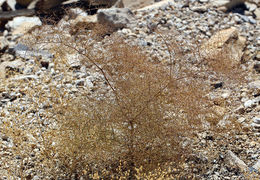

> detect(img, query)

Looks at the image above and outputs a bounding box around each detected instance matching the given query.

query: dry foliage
[38,35,216,179]
[1,17,250,179]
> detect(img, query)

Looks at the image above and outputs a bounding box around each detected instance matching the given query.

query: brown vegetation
[1,20,250,179]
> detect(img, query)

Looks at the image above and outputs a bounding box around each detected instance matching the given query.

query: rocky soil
[0,0,260,179]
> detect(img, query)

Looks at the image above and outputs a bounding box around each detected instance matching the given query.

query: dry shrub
[2,18,249,179]
[32,30,221,179]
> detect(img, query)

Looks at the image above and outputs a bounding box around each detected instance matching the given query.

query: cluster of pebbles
[0,0,260,179]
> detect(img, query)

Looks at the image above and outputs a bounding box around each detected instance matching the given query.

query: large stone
[200,27,246,64]
[97,8,135,31]
[5,16,42,35]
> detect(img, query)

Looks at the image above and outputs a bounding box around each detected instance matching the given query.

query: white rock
[248,80,260,89]
[66,53,81,68]
[86,76,94,88]
[244,97,260,108]
[5,16,42,35]
[11,75,38,81]
[254,8,260,20]
[252,159,260,171]
[221,91,231,99]
[6,0,16,10]
[245,2,257,12]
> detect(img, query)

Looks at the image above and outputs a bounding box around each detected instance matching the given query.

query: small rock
[254,8,260,20]
[12,43,53,60]
[40,60,49,69]
[11,75,38,81]
[221,91,231,99]
[251,122,260,129]
[97,8,135,32]
[190,6,208,13]
[211,82,223,89]
[248,80,260,89]
[226,150,249,172]
[244,97,260,109]
[66,53,81,69]
[252,159,260,172]
[255,52,260,61]
[245,2,257,12]
[137,0,175,11]
[76,79,85,86]
[253,117,260,124]
[199,0,209,2]
[253,63,260,73]
[237,117,246,123]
